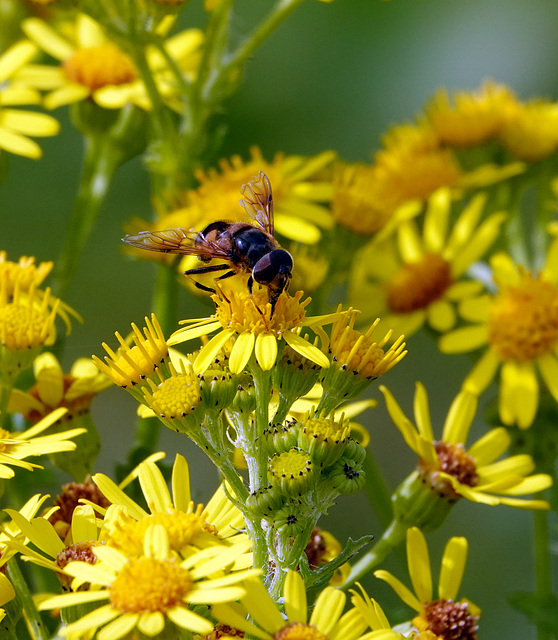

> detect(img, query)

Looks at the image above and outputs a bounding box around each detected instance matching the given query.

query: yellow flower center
[110,557,192,613]
[107,509,208,555]
[488,274,558,362]
[0,301,54,349]
[150,375,201,418]
[0,429,13,454]
[63,44,137,91]
[387,253,452,314]
[274,623,329,640]
[422,599,479,640]
[214,280,308,336]
[330,324,391,379]
[269,449,313,496]
[301,415,350,444]
[101,336,168,388]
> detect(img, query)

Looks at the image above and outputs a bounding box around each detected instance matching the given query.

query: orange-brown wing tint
[239,171,274,235]
[122,228,232,260]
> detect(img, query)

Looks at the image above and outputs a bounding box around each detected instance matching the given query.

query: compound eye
[253,249,293,285]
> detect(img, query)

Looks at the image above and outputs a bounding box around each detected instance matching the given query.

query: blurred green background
[2,0,558,637]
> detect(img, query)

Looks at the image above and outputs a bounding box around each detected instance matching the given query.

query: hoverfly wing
[122,228,196,254]
[239,171,274,236]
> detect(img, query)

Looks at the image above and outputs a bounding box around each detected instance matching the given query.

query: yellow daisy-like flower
[19,13,203,110]
[439,242,558,428]
[350,584,405,640]
[0,39,60,159]
[212,569,372,640]
[38,523,256,640]
[9,351,111,421]
[93,453,248,557]
[349,188,505,338]
[169,277,338,374]
[0,407,85,479]
[3,501,105,587]
[0,251,53,293]
[424,80,519,148]
[375,527,479,640]
[92,314,170,398]
[382,383,551,509]
[499,98,558,162]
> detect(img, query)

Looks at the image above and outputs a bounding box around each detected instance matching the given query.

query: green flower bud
[327,456,366,495]
[245,484,286,519]
[268,448,315,497]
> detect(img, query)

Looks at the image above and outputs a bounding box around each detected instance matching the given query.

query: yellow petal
[442,390,477,444]
[499,361,538,428]
[284,571,307,623]
[0,41,38,82]
[22,18,74,61]
[427,298,456,332]
[439,536,467,601]
[374,569,422,612]
[1,109,59,136]
[438,325,489,353]
[0,127,42,158]
[255,333,278,370]
[424,187,450,254]
[283,331,330,368]
[193,329,235,374]
[229,331,255,374]
[407,527,432,604]
[462,348,500,394]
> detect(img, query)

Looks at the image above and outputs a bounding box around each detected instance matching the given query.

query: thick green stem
[249,363,272,491]
[343,518,407,588]
[53,134,120,299]
[6,558,49,640]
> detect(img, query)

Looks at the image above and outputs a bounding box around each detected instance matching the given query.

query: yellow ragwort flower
[349,188,505,338]
[93,453,249,559]
[440,241,558,428]
[9,351,111,422]
[499,99,558,162]
[38,523,256,639]
[0,407,86,479]
[382,383,551,508]
[212,570,369,640]
[375,527,480,640]
[169,276,338,374]
[0,40,59,159]
[424,80,519,148]
[92,314,170,396]
[19,13,203,111]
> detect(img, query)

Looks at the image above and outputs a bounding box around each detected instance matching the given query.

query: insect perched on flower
[123,172,293,317]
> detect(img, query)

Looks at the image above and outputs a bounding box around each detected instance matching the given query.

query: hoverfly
[122,172,293,317]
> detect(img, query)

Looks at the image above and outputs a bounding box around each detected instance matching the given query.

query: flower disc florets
[297,411,352,467]
[214,282,308,336]
[149,374,201,419]
[268,448,314,496]
[387,253,452,314]
[109,556,193,613]
[274,622,329,640]
[421,599,479,640]
[63,44,137,91]
[488,272,558,362]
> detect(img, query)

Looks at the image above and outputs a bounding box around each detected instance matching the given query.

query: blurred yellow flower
[349,188,505,337]
[19,13,203,110]
[440,242,558,428]
[0,40,59,158]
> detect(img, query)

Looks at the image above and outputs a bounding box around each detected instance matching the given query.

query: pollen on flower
[330,309,407,379]
[488,273,558,362]
[62,45,137,91]
[274,622,329,640]
[0,285,58,350]
[422,599,479,640]
[148,374,201,419]
[106,508,209,556]
[387,253,452,314]
[109,557,193,613]
[56,541,101,570]
[269,449,313,496]
[214,279,308,335]
[0,252,53,296]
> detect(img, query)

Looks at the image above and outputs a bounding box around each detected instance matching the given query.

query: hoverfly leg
[247,276,268,324]
[184,262,231,294]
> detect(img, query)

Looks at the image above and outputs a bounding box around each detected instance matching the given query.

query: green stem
[152,261,179,337]
[6,558,49,640]
[248,363,272,491]
[343,518,407,588]
[362,447,393,531]
[53,132,123,300]
[533,507,552,640]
